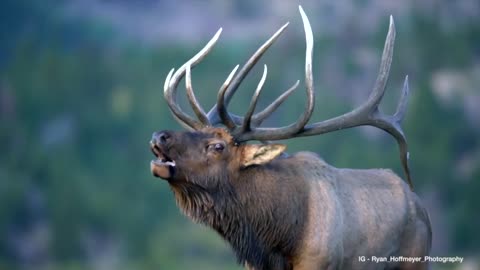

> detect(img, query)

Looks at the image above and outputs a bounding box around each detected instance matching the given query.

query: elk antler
[162,6,413,189]
[163,19,299,130]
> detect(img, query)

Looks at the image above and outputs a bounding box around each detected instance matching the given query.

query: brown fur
[150,128,432,270]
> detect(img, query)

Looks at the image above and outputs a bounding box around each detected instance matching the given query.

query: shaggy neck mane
[169,168,299,270]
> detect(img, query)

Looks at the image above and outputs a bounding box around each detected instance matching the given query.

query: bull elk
[150,6,432,270]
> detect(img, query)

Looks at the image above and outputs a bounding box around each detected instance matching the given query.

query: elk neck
[169,157,310,269]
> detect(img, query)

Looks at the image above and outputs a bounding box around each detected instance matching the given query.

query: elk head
[150,127,285,182]
[150,6,413,190]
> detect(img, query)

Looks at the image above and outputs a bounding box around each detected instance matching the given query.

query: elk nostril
[160,133,169,144]
[160,133,168,144]
[153,132,170,145]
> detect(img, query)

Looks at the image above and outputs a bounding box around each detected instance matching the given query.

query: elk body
[150,6,432,270]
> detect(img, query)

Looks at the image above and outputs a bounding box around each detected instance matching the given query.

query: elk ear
[241,144,286,167]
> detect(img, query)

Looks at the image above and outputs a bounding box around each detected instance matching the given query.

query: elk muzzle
[150,131,176,180]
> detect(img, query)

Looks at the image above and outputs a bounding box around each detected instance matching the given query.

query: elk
[150,6,431,270]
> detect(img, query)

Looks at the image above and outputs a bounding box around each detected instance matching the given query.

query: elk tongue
[151,159,175,180]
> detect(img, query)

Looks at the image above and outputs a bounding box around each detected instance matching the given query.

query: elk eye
[208,143,224,152]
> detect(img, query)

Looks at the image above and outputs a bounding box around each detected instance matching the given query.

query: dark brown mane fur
[170,158,309,269]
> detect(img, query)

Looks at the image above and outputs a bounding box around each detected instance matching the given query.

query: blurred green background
[1,0,479,269]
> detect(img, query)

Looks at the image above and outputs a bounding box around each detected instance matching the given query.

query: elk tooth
[152,159,175,167]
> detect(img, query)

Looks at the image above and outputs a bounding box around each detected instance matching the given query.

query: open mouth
[150,142,176,167]
[150,141,176,179]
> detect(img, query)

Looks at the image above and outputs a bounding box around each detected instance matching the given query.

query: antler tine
[365,78,412,189]
[394,75,409,122]
[216,65,240,129]
[185,64,210,125]
[234,5,315,141]
[208,80,300,127]
[242,64,268,132]
[164,68,197,131]
[297,5,315,129]
[393,76,412,187]
[164,28,223,130]
[363,15,395,111]
[207,22,290,124]
[366,78,411,188]
[251,80,300,126]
